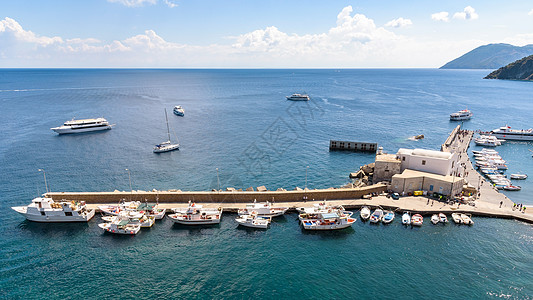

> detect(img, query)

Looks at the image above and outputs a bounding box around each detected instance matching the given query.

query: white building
[397,148,459,176]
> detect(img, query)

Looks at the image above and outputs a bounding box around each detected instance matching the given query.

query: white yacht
[154,109,180,153]
[11,197,95,222]
[173,105,185,116]
[51,118,114,134]
[238,200,288,217]
[300,211,356,230]
[488,126,533,141]
[286,93,310,101]
[168,202,222,225]
[449,109,473,121]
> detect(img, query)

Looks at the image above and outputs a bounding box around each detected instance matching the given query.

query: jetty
[46,125,533,223]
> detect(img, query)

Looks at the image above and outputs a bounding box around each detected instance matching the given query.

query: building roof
[397,148,453,160]
[375,153,400,163]
[392,169,462,183]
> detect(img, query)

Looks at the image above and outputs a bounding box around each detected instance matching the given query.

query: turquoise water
[1,69,532,298]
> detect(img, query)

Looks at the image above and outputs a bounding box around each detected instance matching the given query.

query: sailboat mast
[165,108,171,141]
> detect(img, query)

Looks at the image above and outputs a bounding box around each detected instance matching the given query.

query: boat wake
[321,98,344,109]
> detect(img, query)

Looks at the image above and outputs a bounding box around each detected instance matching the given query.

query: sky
[0,0,532,68]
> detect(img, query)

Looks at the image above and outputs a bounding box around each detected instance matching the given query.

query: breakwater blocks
[329,140,377,152]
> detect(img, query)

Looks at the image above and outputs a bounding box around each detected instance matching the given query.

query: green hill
[484,55,533,81]
[440,43,533,69]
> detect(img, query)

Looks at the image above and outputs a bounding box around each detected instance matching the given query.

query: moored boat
[488,126,533,141]
[369,209,383,223]
[235,213,271,229]
[510,174,527,180]
[11,197,95,222]
[382,210,395,224]
[402,211,411,225]
[168,202,222,225]
[102,211,155,228]
[460,214,474,225]
[98,219,141,235]
[451,213,463,224]
[296,201,344,214]
[360,206,371,221]
[300,211,355,230]
[439,213,448,223]
[411,214,423,226]
[431,214,439,225]
[503,185,521,191]
[238,200,288,217]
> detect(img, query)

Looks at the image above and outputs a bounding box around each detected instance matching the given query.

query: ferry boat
[300,211,355,230]
[98,219,141,235]
[154,109,180,153]
[235,213,271,229]
[449,109,473,121]
[168,202,222,225]
[11,197,95,222]
[238,200,288,217]
[173,105,185,116]
[51,118,114,134]
[286,93,310,101]
[488,126,533,141]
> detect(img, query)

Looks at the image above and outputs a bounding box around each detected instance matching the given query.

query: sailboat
[153,109,180,153]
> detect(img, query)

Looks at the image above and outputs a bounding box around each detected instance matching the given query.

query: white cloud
[431,12,449,22]
[0,17,63,45]
[528,9,533,16]
[385,17,413,28]
[453,6,479,20]
[107,0,156,7]
[164,0,178,8]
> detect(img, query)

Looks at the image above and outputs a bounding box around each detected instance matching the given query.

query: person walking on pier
[500,201,503,208]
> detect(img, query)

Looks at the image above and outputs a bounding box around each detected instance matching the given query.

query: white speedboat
[168,202,222,225]
[360,206,371,221]
[238,200,288,217]
[11,197,95,222]
[402,211,411,225]
[235,213,271,229]
[98,219,141,235]
[488,126,533,141]
[431,214,439,225]
[300,211,356,230]
[154,109,179,153]
[369,209,383,224]
[51,117,114,134]
[411,214,423,226]
[382,210,395,224]
[460,214,474,225]
[510,174,528,180]
[439,213,448,223]
[286,93,310,101]
[451,213,462,224]
[173,105,185,116]
[450,109,473,121]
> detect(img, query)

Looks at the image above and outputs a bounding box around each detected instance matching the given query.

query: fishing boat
[154,109,180,153]
[168,202,222,225]
[296,201,344,214]
[300,211,356,230]
[51,117,114,134]
[235,213,271,229]
[439,213,448,223]
[449,109,473,121]
[411,214,423,226]
[402,211,411,225]
[173,105,185,116]
[382,210,395,224]
[431,214,439,225]
[238,200,288,217]
[11,197,95,222]
[286,93,310,101]
[451,213,462,224]
[101,211,155,228]
[460,214,474,225]
[503,185,521,191]
[360,206,371,221]
[369,208,383,223]
[99,200,166,219]
[98,219,141,235]
[510,174,528,180]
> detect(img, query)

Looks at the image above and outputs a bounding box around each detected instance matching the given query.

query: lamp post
[305,166,309,190]
[216,168,221,191]
[38,169,49,194]
[125,169,132,200]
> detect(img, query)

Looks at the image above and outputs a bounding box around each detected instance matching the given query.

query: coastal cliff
[484,55,533,81]
[440,43,533,69]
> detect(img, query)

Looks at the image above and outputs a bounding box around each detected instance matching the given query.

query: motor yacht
[286,93,310,101]
[449,109,473,121]
[51,118,114,134]
[173,105,185,116]
[11,197,95,222]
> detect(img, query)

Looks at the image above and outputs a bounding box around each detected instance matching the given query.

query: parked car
[391,193,400,200]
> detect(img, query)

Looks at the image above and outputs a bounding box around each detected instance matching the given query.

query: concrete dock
[50,126,533,224]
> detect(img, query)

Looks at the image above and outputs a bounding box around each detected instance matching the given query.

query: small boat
[402,211,411,225]
[360,206,371,221]
[382,210,395,224]
[510,174,528,180]
[286,93,310,101]
[173,105,185,116]
[450,109,473,121]
[296,201,344,214]
[300,211,356,230]
[154,109,180,153]
[98,219,141,235]
[460,214,474,225]
[238,200,288,217]
[431,214,439,225]
[11,197,95,222]
[51,117,114,134]
[451,213,462,224]
[411,214,423,226]
[101,211,155,228]
[168,202,222,225]
[369,209,383,223]
[503,185,521,191]
[235,213,271,229]
[99,200,166,220]
[439,213,448,223]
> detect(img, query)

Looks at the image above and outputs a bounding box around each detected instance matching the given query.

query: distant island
[440,43,533,69]
[484,55,533,81]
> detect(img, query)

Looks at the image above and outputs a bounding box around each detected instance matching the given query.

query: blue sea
[1,69,532,299]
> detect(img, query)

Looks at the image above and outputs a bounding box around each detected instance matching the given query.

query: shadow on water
[17,220,89,237]
[299,225,355,237]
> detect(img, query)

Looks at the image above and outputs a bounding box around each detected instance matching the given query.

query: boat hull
[51,125,112,134]
[301,219,355,230]
[153,144,179,153]
[11,206,95,222]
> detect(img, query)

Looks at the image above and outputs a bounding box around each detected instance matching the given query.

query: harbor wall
[46,184,387,204]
